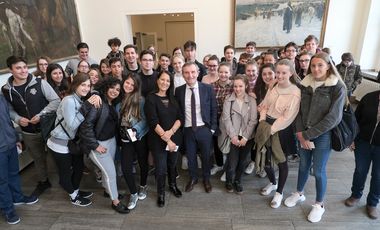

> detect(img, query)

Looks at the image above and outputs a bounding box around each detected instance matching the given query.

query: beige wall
[74,0,379,70]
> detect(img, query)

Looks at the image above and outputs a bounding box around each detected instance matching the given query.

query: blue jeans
[297,132,331,202]
[0,146,24,215]
[350,138,380,207]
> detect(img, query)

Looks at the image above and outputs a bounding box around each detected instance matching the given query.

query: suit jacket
[175,82,217,132]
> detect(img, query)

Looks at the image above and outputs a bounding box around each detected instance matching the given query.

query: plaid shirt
[212,80,233,117]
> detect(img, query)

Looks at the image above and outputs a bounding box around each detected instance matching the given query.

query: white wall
[74,0,233,62]
[73,0,378,69]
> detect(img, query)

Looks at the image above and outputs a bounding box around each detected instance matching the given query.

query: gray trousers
[22,132,48,182]
[89,137,118,200]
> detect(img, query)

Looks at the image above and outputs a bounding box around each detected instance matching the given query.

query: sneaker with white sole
[270,192,283,208]
[284,192,306,207]
[138,185,148,200]
[257,170,267,178]
[210,165,223,175]
[181,155,188,170]
[128,193,139,210]
[71,195,92,207]
[245,161,255,174]
[308,204,325,223]
[13,195,39,205]
[5,210,20,225]
[261,183,277,196]
[220,172,226,182]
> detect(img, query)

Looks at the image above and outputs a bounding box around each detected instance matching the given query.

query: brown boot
[344,196,360,207]
[366,205,378,219]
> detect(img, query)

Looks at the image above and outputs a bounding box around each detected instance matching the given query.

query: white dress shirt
[185,82,205,128]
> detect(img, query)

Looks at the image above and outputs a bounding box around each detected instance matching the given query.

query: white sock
[69,190,79,200]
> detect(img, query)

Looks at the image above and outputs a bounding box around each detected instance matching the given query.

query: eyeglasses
[208,65,218,68]
[299,59,310,63]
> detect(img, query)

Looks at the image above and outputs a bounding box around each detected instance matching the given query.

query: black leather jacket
[79,101,113,150]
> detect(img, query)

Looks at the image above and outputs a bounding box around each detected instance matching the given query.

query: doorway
[130,13,194,55]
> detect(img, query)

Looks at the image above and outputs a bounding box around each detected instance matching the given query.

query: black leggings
[264,147,288,194]
[49,148,84,194]
[121,136,149,194]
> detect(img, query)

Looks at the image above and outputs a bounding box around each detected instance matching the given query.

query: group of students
[0,34,379,225]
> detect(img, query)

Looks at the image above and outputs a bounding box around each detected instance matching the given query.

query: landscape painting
[0,0,81,71]
[234,0,329,48]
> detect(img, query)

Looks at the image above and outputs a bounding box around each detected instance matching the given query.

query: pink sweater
[259,84,301,134]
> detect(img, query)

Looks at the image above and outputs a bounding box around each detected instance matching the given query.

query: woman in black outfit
[119,73,149,210]
[145,70,183,207]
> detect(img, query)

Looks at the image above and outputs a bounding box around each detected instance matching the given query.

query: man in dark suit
[175,62,217,193]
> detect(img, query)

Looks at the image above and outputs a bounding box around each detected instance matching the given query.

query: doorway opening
[130,13,195,56]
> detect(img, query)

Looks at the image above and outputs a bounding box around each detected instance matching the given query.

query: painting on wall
[0,0,81,71]
[234,0,329,48]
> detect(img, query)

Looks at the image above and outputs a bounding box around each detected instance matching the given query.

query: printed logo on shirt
[29,88,37,95]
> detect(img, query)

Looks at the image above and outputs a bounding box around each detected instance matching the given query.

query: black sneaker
[71,195,92,207]
[78,190,93,199]
[225,182,234,193]
[13,195,39,205]
[5,210,20,225]
[234,181,243,194]
[31,179,52,197]
[112,202,130,214]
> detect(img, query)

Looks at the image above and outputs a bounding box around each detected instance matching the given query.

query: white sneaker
[210,165,223,175]
[284,192,306,207]
[197,155,202,169]
[244,161,255,174]
[270,192,283,209]
[260,183,277,196]
[257,170,267,178]
[138,185,147,200]
[308,204,325,223]
[128,193,139,210]
[220,172,226,182]
[181,155,188,170]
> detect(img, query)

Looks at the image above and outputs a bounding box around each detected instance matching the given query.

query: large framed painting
[0,0,81,71]
[234,0,330,48]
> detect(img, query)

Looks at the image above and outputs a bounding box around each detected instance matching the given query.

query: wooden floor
[2,149,379,230]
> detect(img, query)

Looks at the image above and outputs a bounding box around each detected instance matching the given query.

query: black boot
[169,183,182,198]
[157,194,165,207]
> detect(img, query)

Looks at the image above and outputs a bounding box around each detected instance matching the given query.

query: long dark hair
[154,70,176,103]
[94,76,122,105]
[120,73,142,121]
[254,63,275,104]
[46,63,69,98]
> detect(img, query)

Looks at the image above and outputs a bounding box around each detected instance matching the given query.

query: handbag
[40,112,57,142]
[331,102,359,151]
[218,101,233,154]
[59,119,83,155]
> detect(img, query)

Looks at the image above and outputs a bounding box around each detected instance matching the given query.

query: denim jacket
[0,95,18,152]
[119,97,148,140]
[295,74,346,140]
[50,94,84,140]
